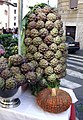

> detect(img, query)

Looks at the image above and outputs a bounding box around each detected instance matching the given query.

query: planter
[0,88,18,98]
[0,87,22,108]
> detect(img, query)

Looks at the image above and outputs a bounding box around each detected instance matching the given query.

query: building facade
[58,0,83,49]
[0,0,18,29]
[0,0,33,29]
[0,1,9,29]
[9,0,18,28]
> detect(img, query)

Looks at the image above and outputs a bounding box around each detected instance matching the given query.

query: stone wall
[58,0,83,49]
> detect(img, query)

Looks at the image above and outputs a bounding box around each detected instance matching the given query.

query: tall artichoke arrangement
[22,3,68,95]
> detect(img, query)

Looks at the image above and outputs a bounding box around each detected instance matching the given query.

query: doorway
[66,26,76,40]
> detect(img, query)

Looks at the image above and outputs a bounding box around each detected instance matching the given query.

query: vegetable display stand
[21,3,72,113]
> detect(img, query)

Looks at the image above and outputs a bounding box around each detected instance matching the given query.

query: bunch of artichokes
[22,3,67,95]
[0,55,26,91]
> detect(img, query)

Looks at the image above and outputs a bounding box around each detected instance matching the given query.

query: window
[4,10,7,15]
[70,0,78,9]
[14,22,16,26]
[13,3,17,7]
[14,9,16,14]
[14,16,16,20]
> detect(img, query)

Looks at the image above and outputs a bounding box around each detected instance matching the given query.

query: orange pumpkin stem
[52,88,57,96]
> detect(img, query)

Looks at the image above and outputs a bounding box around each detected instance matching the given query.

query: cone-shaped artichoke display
[22,3,68,95]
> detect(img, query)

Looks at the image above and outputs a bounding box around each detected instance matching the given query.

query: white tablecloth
[0,87,78,120]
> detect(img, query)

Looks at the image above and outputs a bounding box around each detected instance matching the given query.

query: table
[0,87,78,120]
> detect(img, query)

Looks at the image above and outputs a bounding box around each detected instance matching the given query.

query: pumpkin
[36,88,72,113]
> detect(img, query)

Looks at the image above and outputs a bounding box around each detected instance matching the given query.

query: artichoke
[56,73,63,79]
[0,62,8,73]
[14,73,25,86]
[28,13,36,21]
[53,36,62,45]
[26,29,31,37]
[8,54,23,66]
[44,50,54,61]
[54,20,63,30]
[10,66,21,75]
[36,20,44,29]
[25,71,37,83]
[0,57,8,73]
[26,53,33,61]
[33,37,42,47]
[35,7,43,15]
[50,27,58,37]
[0,57,8,64]
[28,21,36,29]
[58,43,67,52]
[47,73,56,82]
[28,45,37,54]
[30,29,39,38]
[1,68,12,79]
[24,37,32,46]
[36,67,44,80]
[49,43,57,52]
[55,50,62,59]
[28,60,38,70]
[34,52,43,61]
[39,59,48,68]
[21,63,31,73]
[42,6,51,14]
[56,71,66,79]
[45,21,54,30]
[59,57,66,64]
[44,66,53,75]
[37,12,46,21]
[5,77,16,90]
[44,35,54,45]
[39,28,48,38]
[38,43,48,53]
[54,64,63,74]
[47,13,56,22]
[36,67,44,75]
[50,58,58,67]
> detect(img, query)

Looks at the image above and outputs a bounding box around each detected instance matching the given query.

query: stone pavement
[75,99,83,120]
[75,50,83,56]
[72,50,83,120]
